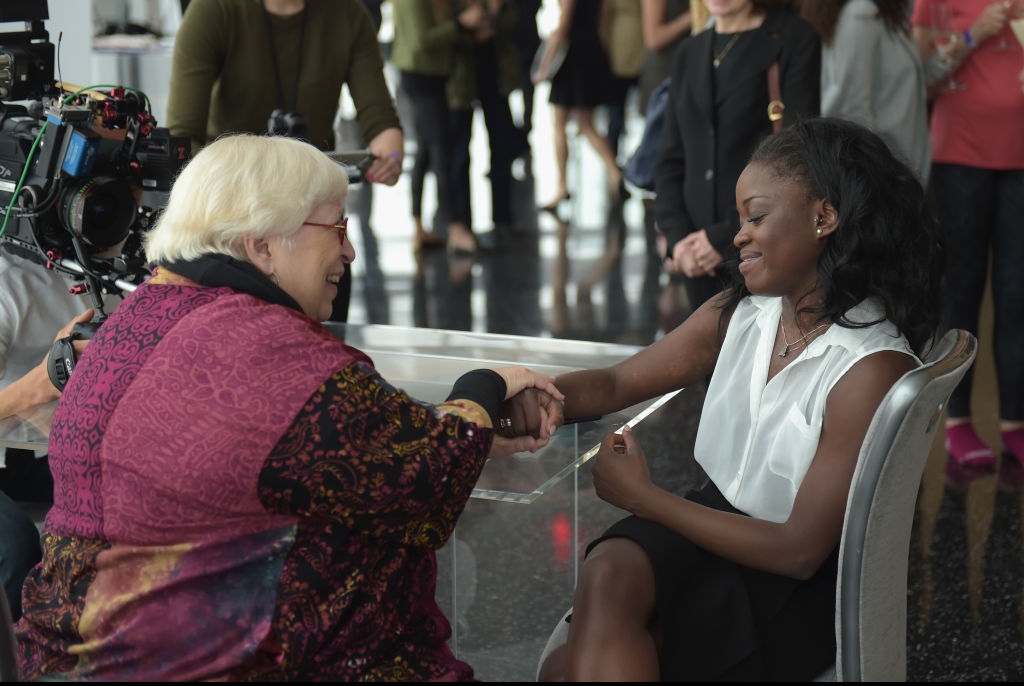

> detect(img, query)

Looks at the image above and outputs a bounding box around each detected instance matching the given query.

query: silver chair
[826,328,975,681]
[537,328,978,682]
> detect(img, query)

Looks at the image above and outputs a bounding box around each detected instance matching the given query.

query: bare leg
[573,107,622,196]
[542,104,571,208]
[539,538,661,681]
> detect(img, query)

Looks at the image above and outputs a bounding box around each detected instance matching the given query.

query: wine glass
[1010,2,1024,52]
[931,1,967,91]
[989,0,1024,50]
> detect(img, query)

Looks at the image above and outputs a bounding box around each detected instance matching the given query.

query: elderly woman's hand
[486,367,565,457]
[493,366,564,404]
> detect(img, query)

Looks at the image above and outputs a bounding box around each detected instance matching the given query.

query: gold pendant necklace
[778,320,830,358]
[713,33,741,68]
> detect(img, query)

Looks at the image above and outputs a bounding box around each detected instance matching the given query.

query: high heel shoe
[538,193,571,215]
[446,224,478,257]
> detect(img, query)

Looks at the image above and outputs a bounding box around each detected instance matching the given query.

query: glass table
[324,323,679,504]
[324,324,682,666]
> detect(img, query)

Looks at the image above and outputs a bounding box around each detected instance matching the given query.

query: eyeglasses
[303,217,349,245]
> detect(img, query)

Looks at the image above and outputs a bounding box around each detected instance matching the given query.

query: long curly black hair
[718,117,946,357]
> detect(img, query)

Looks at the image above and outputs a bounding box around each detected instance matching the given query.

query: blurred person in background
[391,0,482,255]
[601,0,646,162]
[909,0,1024,474]
[800,0,931,187]
[447,0,525,252]
[654,0,820,312]
[166,0,404,323]
[535,0,626,215]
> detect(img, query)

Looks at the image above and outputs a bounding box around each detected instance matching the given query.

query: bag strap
[766,60,784,133]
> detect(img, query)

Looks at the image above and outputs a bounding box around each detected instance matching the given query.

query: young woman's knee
[576,538,655,605]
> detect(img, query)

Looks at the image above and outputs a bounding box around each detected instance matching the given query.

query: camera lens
[58,177,136,248]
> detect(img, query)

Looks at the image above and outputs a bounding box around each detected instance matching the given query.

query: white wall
[2,0,179,122]
[0,0,92,92]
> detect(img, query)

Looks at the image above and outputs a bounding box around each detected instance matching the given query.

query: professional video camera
[0,0,189,331]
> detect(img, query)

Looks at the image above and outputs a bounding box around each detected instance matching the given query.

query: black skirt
[584,481,838,681]
[547,1,616,109]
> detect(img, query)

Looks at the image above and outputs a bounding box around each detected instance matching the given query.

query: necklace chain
[713,33,742,68]
[778,320,830,358]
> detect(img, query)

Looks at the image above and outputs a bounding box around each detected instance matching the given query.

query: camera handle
[325,150,374,185]
[47,321,94,393]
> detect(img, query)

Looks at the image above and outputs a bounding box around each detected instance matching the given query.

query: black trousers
[450,42,517,230]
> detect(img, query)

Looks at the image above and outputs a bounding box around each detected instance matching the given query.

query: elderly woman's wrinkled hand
[493,366,565,404]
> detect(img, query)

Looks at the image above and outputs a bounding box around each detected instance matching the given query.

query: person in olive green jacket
[447,0,525,246]
[391,0,483,255]
[166,0,404,323]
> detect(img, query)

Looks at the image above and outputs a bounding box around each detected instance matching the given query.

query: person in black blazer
[653,0,820,311]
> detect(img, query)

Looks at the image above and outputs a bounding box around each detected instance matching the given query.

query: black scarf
[158,254,303,314]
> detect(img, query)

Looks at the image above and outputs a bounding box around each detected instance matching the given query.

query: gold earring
[816,228,823,235]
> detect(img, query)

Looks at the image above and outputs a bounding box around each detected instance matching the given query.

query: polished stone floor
[340,95,1023,681]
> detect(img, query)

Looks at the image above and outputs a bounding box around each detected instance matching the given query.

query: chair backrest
[832,329,977,681]
[1,580,18,682]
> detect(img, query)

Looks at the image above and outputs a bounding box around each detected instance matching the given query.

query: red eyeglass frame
[303,218,349,245]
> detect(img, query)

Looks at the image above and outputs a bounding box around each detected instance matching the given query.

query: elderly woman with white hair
[15,134,563,682]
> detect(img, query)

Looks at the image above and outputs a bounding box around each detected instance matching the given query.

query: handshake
[484,366,568,459]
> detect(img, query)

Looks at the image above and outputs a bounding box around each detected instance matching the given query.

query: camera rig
[0,2,189,334]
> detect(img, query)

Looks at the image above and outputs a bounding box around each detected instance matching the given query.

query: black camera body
[267,108,308,140]
[0,5,189,320]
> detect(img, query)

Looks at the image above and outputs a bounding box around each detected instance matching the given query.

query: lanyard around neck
[261,0,307,112]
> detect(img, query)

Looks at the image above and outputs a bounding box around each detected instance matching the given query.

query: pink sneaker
[945,423,997,468]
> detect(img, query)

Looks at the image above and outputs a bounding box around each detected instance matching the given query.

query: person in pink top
[14,134,564,682]
[910,0,1024,476]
